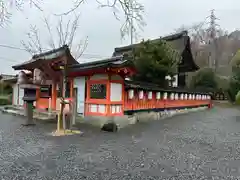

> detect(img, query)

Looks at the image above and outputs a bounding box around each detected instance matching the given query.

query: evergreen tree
[131,39,180,87]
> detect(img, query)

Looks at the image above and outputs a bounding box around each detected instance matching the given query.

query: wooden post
[57,61,67,132]
[47,97,51,117]
[58,100,64,130]
[62,60,67,130]
[72,88,77,125]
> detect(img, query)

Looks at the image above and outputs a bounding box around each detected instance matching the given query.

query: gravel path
[0,107,240,179]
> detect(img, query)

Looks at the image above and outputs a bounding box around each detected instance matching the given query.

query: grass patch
[0,94,11,105]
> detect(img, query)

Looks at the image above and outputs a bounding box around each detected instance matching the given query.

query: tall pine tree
[131,39,180,87]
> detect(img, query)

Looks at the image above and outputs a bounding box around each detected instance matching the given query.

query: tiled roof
[68,55,134,73]
[124,79,211,94]
[12,45,78,70]
[113,31,199,73]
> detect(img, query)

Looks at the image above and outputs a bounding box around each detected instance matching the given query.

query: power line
[0,44,110,59]
[0,56,20,63]
[0,54,109,65]
[0,44,26,51]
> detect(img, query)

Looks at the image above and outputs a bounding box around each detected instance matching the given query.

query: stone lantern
[18,71,40,126]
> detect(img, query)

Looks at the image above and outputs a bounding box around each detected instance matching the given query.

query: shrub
[228,50,240,102]
[236,91,240,105]
[228,78,240,102]
[228,66,240,102]
[0,94,11,106]
[0,82,12,95]
[0,98,10,106]
[190,68,218,92]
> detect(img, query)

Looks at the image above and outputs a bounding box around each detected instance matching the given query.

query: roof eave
[114,31,188,54]
[124,79,211,94]
[69,55,124,69]
[12,45,78,71]
[3,77,17,83]
[68,59,134,74]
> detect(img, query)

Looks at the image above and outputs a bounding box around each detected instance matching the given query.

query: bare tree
[21,14,88,60]
[0,0,145,39]
[0,0,42,26]
[177,21,240,81]
[53,0,145,40]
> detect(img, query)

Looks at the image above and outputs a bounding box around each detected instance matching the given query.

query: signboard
[40,85,52,98]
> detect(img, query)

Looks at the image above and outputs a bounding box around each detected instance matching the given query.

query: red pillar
[51,83,57,110]
[106,74,111,116]
[35,88,40,109]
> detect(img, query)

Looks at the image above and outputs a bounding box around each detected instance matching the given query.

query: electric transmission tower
[207,9,220,72]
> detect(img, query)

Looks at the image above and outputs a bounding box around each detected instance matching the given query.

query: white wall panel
[73,77,86,114]
[12,84,18,105]
[90,74,108,80]
[110,83,122,101]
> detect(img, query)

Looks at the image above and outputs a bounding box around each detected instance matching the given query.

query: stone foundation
[76,106,209,131]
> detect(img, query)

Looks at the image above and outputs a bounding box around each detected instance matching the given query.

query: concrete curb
[0,105,210,130]
[0,106,56,123]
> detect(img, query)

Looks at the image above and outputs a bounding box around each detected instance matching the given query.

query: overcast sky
[0,0,239,75]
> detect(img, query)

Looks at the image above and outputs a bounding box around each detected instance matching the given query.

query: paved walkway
[1,107,240,179]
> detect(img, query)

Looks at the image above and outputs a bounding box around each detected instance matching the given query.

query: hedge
[0,95,11,106]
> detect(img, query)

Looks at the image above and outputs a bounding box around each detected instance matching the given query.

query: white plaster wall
[98,105,106,113]
[12,84,18,105]
[18,87,24,106]
[89,104,106,113]
[73,77,86,115]
[111,75,122,80]
[111,105,122,113]
[90,104,97,112]
[110,83,122,102]
[165,75,178,87]
[90,74,108,80]
[172,75,178,87]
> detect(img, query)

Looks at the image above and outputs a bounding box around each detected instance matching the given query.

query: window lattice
[90,84,106,99]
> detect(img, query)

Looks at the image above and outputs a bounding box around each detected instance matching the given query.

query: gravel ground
[1,107,240,179]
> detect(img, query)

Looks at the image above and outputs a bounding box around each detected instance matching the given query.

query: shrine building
[5,31,212,127]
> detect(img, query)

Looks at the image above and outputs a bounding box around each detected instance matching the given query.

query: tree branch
[63,19,71,45]
[0,0,43,25]
[54,0,85,16]
[0,0,11,27]
[55,0,145,40]
[30,25,42,53]
[67,14,80,49]
[21,13,87,61]
[21,24,44,54]
[73,36,88,60]
[43,16,55,49]
[56,16,64,46]
[1,0,145,41]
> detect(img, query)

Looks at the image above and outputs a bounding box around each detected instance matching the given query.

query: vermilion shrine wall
[34,78,74,111]
[85,73,125,116]
[80,72,212,117]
